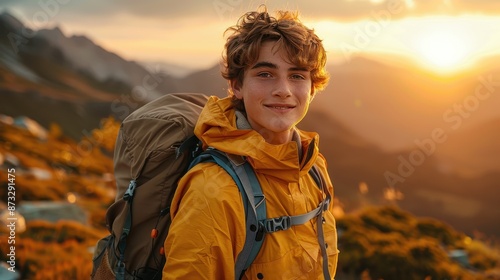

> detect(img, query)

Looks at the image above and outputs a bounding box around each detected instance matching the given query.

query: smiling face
[231,41,313,145]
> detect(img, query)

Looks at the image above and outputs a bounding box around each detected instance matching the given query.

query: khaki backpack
[91,93,208,279]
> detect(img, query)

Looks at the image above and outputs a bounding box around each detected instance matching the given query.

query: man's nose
[272,78,292,98]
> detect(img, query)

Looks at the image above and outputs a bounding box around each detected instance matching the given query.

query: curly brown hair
[222,6,329,110]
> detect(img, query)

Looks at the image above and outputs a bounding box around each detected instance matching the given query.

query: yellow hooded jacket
[163,96,338,279]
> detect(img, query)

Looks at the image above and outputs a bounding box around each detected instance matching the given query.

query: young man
[163,6,338,279]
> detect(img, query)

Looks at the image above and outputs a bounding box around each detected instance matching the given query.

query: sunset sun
[412,23,475,73]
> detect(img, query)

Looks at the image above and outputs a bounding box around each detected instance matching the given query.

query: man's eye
[291,74,305,80]
[257,72,272,78]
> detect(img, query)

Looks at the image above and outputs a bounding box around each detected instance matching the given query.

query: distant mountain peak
[68,34,95,46]
[0,10,25,31]
[37,26,66,42]
[49,26,64,34]
[138,60,197,78]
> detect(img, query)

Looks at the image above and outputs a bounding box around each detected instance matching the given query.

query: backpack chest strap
[261,199,330,233]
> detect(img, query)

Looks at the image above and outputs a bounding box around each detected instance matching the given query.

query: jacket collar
[234,110,304,163]
[195,96,320,183]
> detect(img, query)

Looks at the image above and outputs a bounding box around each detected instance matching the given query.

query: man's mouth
[265,104,295,110]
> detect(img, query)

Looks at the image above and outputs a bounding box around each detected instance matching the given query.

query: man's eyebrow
[251,61,277,69]
[289,66,309,72]
[251,61,309,72]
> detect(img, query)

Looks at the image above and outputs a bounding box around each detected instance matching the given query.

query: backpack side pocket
[91,235,116,280]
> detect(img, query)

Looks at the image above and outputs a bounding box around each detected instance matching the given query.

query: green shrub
[467,239,500,270]
[359,206,414,237]
[336,205,500,280]
[416,217,464,247]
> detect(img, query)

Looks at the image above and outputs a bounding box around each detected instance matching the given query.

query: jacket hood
[195,96,321,183]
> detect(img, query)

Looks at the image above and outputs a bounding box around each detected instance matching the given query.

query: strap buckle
[322,198,330,211]
[263,216,291,233]
[123,180,137,201]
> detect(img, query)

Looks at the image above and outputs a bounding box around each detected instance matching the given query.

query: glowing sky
[2,0,500,72]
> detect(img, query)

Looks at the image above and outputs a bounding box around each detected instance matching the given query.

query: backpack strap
[189,149,266,280]
[310,165,332,280]
[114,179,137,280]
[223,153,267,280]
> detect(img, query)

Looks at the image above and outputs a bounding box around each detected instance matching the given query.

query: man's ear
[230,79,242,99]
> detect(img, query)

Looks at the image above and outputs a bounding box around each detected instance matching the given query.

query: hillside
[335,206,500,280]
[0,118,117,278]
[435,117,500,176]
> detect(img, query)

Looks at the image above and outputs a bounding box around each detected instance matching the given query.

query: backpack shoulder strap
[189,149,266,280]
[309,165,332,280]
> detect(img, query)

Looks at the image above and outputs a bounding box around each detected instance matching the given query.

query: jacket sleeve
[162,163,246,280]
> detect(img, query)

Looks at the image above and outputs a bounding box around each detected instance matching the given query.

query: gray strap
[231,161,259,278]
[317,204,331,280]
[313,166,332,280]
[229,157,265,216]
[226,155,267,280]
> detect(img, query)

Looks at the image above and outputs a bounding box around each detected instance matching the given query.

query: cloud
[459,0,500,13]
[297,0,500,20]
[107,0,214,17]
[2,0,500,26]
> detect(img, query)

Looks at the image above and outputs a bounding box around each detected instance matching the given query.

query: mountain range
[1,11,499,238]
